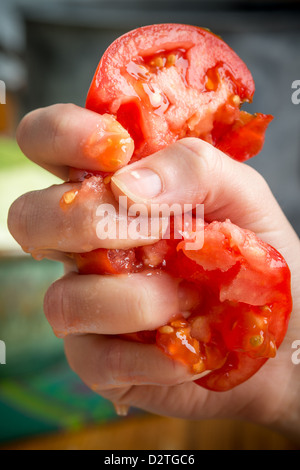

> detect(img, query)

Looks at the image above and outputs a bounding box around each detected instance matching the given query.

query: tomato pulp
[86,24,273,162]
[71,24,292,391]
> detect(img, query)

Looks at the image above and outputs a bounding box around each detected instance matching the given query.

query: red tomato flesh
[86,24,272,162]
[69,24,292,391]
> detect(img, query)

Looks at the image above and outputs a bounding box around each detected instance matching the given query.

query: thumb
[111,137,292,246]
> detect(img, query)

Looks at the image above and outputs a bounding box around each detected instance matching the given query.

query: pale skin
[8,103,300,443]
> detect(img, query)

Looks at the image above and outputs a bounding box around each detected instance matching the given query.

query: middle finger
[44,271,201,337]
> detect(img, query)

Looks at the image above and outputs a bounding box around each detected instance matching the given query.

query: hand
[8,104,300,442]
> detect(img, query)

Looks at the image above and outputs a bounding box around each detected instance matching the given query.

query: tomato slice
[69,24,292,391]
[86,24,272,162]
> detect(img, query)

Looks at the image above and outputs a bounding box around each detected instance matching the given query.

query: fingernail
[193,370,212,381]
[112,168,162,200]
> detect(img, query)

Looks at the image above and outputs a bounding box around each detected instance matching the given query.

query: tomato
[69,24,292,391]
[215,111,274,162]
[158,220,291,391]
[73,219,292,391]
[86,23,272,162]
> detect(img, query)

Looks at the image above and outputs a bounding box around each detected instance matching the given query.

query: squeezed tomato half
[86,24,272,163]
[67,24,291,391]
[74,220,291,391]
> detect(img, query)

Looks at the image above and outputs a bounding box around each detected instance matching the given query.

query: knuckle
[50,104,75,155]
[16,109,37,150]
[64,338,78,375]
[104,340,124,383]
[246,164,269,191]
[129,284,153,330]
[15,118,27,149]
[63,195,98,249]
[7,192,34,245]
[197,143,223,176]
[16,104,78,156]
[43,279,67,332]
[178,137,221,175]
[7,196,24,240]
[179,136,214,157]
[81,197,100,243]
[178,137,271,197]
[164,360,189,386]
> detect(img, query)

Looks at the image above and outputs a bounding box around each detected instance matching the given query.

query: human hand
[8,104,300,442]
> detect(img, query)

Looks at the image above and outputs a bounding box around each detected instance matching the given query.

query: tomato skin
[71,24,292,391]
[196,352,267,392]
[215,112,274,161]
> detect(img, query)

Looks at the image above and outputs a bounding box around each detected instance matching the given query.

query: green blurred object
[0,137,29,170]
[0,357,125,443]
[0,255,64,378]
[0,137,64,376]
[0,251,133,445]
[0,137,61,252]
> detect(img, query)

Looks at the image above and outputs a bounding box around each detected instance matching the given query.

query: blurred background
[0,0,299,450]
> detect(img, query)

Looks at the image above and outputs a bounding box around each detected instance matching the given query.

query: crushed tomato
[68,24,292,391]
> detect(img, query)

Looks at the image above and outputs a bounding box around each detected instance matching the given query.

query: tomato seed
[232,95,241,106]
[261,305,272,314]
[250,335,264,347]
[158,325,174,334]
[150,57,164,68]
[167,54,176,66]
[61,190,79,205]
[192,361,206,374]
[103,175,111,184]
[171,320,188,328]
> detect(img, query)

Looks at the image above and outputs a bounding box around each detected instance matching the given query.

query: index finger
[16,103,134,180]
